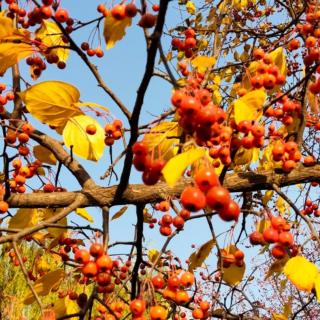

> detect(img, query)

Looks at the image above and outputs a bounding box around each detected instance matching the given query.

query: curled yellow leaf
[76,208,94,223]
[33,145,57,165]
[103,16,132,50]
[162,147,206,187]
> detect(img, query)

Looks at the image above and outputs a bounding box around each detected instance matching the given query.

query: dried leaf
[33,145,57,165]
[111,206,128,221]
[63,115,105,161]
[24,269,65,305]
[162,147,206,187]
[103,16,132,49]
[148,248,160,264]
[265,257,288,279]
[188,239,216,271]
[262,190,274,206]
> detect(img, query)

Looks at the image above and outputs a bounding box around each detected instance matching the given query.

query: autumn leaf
[269,47,287,77]
[24,269,65,305]
[111,206,128,221]
[314,274,320,302]
[53,297,79,319]
[283,256,318,292]
[103,16,132,49]
[75,208,94,222]
[220,245,245,285]
[63,115,105,161]
[33,145,57,165]
[19,81,83,128]
[9,208,39,230]
[265,257,288,279]
[143,121,180,161]
[188,239,216,271]
[41,208,67,239]
[35,21,69,62]
[234,89,266,124]
[191,56,216,73]
[186,0,196,14]
[262,190,274,206]
[148,248,160,264]
[162,147,206,187]
[234,146,259,166]
[272,314,288,320]
[256,219,271,234]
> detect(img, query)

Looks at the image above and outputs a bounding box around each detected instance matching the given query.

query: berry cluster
[104,119,123,146]
[181,167,240,222]
[220,248,245,268]
[171,27,197,59]
[132,141,166,185]
[249,215,298,259]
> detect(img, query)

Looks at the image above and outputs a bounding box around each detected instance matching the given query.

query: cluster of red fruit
[295,4,320,67]
[80,42,104,58]
[103,2,157,29]
[249,216,298,260]
[0,83,14,112]
[246,48,285,91]
[132,141,166,185]
[302,199,320,217]
[130,299,167,320]
[270,139,316,172]
[5,0,72,30]
[220,248,245,268]
[181,167,240,222]
[104,119,123,146]
[74,243,116,291]
[171,27,197,59]
[153,271,194,305]
[192,300,211,319]
[154,200,187,236]
[265,94,301,127]
[7,249,27,267]
[9,158,44,194]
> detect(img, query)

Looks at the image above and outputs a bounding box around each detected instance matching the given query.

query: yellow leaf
[186,0,196,14]
[234,146,259,166]
[41,208,67,239]
[269,47,287,77]
[143,208,153,223]
[53,297,79,319]
[276,196,287,215]
[162,147,206,187]
[148,248,160,264]
[283,256,318,292]
[75,208,94,223]
[188,239,216,271]
[74,101,109,113]
[35,21,69,62]
[19,81,83,128]
[191,56,216,73]
[63,115,105,161]
[103,16,132,50]
[111,206,128,221]
[24,269,65,305]
[143,121,179,161]
[33,145,57,165]
[222,262,245,285]
[234,89,266,124]
[314,274,320,302]
[9,208,39,230]
[262,190,274,206]
[272,314,287,320]
[220,245,245,285]
[256,219,271,234]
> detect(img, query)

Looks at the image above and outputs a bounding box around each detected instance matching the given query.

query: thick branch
[6,164,320,208]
